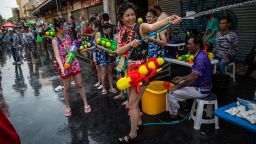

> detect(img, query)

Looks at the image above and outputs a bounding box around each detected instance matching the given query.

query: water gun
[178,54,194,61]
[75,24,82,32]
[45,24,56,37]
[116,57,165,93]
[64,44,77,70]
[79,41,92,51]
[208,52,214,59]
[138,17,143,23]
[96,38,117,51]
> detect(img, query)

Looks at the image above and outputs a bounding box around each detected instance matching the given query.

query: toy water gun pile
[116,57,165,93]
[177,54,194,63]
[96,38,117,52]
[177,52,214,64]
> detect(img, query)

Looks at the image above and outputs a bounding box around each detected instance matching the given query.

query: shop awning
[30,0,56,16]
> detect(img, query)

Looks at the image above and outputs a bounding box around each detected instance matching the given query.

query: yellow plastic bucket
[141,81,173,115]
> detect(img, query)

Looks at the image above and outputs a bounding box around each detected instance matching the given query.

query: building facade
[16,0,256,62]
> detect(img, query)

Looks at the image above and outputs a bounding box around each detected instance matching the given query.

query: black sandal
[118,135,138,143]
[137,124,143,134]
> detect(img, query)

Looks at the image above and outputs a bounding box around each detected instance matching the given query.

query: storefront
[158,0,256,62]
[82,0,103,19]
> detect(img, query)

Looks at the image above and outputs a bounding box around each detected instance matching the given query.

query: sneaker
[94,82,100,87]
[64,107,72,117]
[55,85,64,92]
[97,85,103,90]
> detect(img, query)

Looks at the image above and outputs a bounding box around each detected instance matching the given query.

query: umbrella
[2,22,16,27]
[24,21,36,26]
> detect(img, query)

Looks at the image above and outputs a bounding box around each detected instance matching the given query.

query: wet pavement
[0,49,255,144]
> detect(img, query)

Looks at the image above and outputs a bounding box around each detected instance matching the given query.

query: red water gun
[116,57,165,93]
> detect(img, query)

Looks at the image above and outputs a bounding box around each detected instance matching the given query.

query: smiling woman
[116,2,181,143]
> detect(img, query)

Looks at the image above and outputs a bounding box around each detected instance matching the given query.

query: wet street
[0,50,255,144]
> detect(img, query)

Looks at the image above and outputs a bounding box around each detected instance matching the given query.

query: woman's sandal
[137,124,143,134]
[84,105,91,113]
[118,135,138,143]
[109,88,118,94]
[102,89,108,95]
[113,94,125,100]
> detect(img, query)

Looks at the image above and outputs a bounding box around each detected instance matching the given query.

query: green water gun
[177,54,194,61]
[64,45,77,70]
[79,41,92,51]
[96,38,117,51]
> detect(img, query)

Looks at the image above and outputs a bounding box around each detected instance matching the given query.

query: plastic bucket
[141,81,173,115]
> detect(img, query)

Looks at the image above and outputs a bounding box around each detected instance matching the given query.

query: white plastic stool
[190,93,219,130]
[225,62,236,82]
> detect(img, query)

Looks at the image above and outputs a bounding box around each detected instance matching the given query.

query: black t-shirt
[121,23,148,61]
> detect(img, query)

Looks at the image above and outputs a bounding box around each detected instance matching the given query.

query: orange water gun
[116,57,165,93]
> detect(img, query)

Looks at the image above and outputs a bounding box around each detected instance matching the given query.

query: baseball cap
[8,27,13,31]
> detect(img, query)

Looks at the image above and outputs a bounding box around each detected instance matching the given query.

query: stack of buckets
[141,81,173,115]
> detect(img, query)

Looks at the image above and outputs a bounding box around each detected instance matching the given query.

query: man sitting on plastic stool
[167,36,212,119]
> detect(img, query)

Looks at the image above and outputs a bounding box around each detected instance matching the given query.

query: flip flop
[64,107,72,117]
[109,88,118,94]
[102,89,107,95]
[84,105,91,113]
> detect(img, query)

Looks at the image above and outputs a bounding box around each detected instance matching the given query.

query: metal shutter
[158,0,256,62]
[158,0,179,15]
[88,5,104,17]
[232,5,256,62]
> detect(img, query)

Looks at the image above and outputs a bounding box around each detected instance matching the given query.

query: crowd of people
[1,1,253,143]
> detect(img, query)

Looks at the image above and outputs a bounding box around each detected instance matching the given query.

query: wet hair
[70,16,74,20]
[102,13,109,21]
[153,6,162,12]
[89,17,96,24]
[189,35,203,49]
[80,16,85,21]
[220,16,231,24]
[118,2,137,25]
[53,19,62,32]
[147,9,157,17]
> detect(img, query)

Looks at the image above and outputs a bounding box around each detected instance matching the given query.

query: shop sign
[82,0,103,8]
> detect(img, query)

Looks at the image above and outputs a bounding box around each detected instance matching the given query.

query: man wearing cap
[3,28,21,65]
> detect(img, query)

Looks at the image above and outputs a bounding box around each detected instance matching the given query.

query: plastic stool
[190,93,219,130]
[225,62,236,82]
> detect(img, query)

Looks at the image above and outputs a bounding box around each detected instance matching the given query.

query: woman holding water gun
[116,2,181,143]
[52,20,91,117]
[96,13,118,95]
